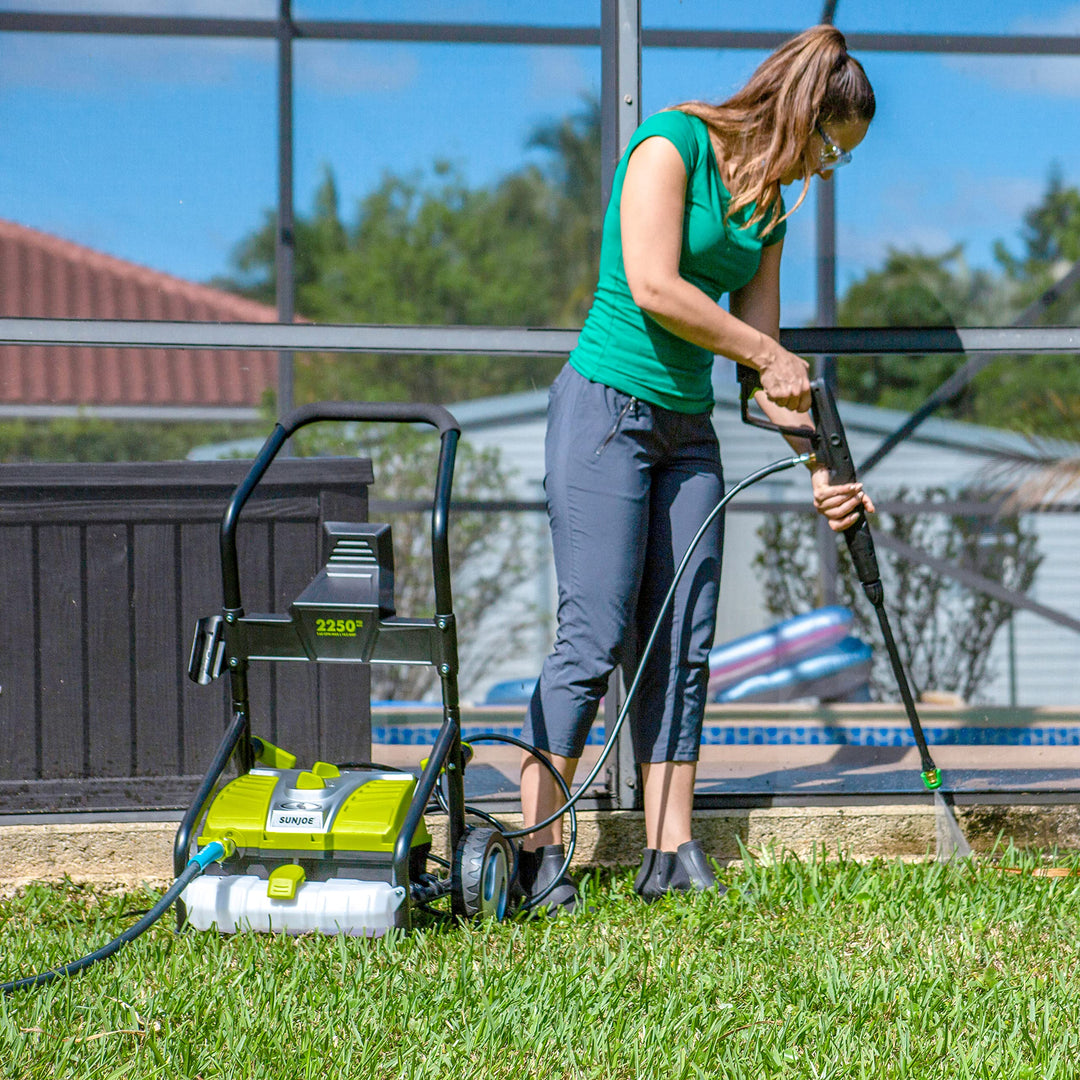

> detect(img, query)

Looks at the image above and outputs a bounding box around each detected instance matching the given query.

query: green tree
[995,165,1080,312]
[835,246,1005,418]
[219,168,349,310]
[526,97,604,325]
[215,97,602,407]
[834,171,1080,435]
[211,102,604,699]
[0,417,259,464]
[287,163,566,405]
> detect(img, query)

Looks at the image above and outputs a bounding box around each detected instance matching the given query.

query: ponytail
[674,25,875,235]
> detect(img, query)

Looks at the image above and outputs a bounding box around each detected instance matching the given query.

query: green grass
[2,849,1080,1079]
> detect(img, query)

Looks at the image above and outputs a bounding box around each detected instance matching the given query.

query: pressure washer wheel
[451,827,514,920]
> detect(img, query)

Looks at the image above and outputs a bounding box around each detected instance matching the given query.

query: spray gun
[737,367,943,791]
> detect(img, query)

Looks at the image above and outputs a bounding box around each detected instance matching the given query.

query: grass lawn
[1,849,1079,1079]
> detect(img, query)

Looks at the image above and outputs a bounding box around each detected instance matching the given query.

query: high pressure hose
[492,373,973,882]
[417,452,808,910]
[356,452,809,913]
[0,840,234,995]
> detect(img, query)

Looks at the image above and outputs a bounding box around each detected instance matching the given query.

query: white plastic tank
[181,874,407,937]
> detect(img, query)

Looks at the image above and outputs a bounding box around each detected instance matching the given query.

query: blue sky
[3,1,1080,325]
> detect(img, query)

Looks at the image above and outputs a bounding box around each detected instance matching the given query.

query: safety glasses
[816,122,853,170]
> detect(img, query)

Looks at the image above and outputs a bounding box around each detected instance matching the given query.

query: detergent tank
[182,759,431,936]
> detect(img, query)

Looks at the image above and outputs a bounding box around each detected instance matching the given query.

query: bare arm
[727,182,877,532]
[619,136,811,412]
[620,134,872,529]
[729,241,815,454]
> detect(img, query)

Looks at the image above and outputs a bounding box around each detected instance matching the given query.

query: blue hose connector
[188,840,231,871]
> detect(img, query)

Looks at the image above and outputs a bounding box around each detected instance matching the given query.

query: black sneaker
[669,839,726,896]
[633,848,659,896]
[634,849,676,903]
[516,844,580,914]
[634,840,726,901]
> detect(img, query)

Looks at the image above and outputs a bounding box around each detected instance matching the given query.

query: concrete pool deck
[372,701,1080,798]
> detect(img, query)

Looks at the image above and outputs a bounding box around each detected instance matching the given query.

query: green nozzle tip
[922,768,942,790]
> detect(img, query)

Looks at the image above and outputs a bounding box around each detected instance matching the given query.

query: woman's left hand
[810,465,876,532]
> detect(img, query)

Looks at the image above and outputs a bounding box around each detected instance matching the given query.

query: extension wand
[738,369,942,791]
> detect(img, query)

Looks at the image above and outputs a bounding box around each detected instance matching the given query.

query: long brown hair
[675,25,875,235]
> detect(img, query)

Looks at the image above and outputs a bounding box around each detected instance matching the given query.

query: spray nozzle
[921,768,943,791]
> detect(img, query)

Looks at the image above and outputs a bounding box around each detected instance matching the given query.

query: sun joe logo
[268,807,326,831]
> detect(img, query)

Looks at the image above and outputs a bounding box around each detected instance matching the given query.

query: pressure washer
[3,377,971,993]
[739,367,971,859]
[172,401,525,937]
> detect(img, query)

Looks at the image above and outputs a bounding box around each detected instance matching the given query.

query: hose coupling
[188,838,236,871]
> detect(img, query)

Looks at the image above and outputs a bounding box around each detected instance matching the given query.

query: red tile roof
[0,219,279,409]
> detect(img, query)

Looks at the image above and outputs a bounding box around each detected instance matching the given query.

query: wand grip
[809,380,881,587]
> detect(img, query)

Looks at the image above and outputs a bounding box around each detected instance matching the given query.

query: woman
[518,25,877,911]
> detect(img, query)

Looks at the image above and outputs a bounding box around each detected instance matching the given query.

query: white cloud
[948,53,1080,97]
[835,168,1048,283]
[0,30,269,91]
[871,170,1042,241]
[526,49,593,102]
[1013,3,1080,34]
[294,45,421,95]
[946,4,1080,97]
[836,178,965,268]
[0,23,423,96]
[1,1,273,13]
[942,170,1045,229]
[839,219,957,270]
[876,175,940,224]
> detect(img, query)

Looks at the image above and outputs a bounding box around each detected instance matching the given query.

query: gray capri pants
[524,363,725,764]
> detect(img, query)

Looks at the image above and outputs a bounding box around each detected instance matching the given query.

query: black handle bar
[279,400,460,438]
[736,368,879,585]
[220,401,461,614]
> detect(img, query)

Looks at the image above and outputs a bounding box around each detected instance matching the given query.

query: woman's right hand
[756,343,811,413]
[811,465,876,531]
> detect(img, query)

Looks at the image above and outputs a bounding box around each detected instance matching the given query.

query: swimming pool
[371,706,1080,749]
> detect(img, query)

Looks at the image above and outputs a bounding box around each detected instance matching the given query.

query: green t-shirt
[570,109,786,414]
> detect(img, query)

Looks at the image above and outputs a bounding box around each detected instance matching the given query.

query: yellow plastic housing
[267,864,306,899]
[253,738,298,770]
[198,770,432,855]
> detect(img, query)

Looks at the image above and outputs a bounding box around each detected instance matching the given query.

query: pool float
[708,605,854,696]
[712,636,872,705]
